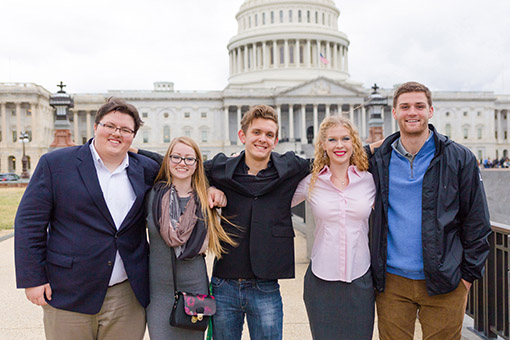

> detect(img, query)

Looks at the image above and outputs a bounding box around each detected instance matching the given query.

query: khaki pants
[376,272,468,340]
[42,281,146,340]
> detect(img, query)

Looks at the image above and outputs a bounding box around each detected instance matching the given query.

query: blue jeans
[211,276,283,340]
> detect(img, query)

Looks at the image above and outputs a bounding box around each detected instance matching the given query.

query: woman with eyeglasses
[145,136,235,340]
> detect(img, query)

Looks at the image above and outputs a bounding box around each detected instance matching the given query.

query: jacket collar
[76,139,145,231]
[378,124,449,157]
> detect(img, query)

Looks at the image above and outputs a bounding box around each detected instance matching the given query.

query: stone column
[507,110,510,142]
[349,104,354,123]
[361,106,367,139]
[277,105,282,131]
[326,41,331,69]
[237,106,242,146]
[296,40,300,68]
[497,110,502,143]
[73,110,79,144]
[344,46,349,72]
[15,103,21,144]
[301,105,307,143]
[313,104,318,140]
[229,51,233,75]
[237,47,242,73]
[224,106,230,145]
[326,104,330,117]
[289,104,295,141]
[273,41,277,68]
[1,103,6,145]
[31,103,37,143]
[284,40,289,67]
[86,111,92,139]
[243,45,248,72]
[252,43,256,70]
[262,41,267,69]
[306,40,311,67]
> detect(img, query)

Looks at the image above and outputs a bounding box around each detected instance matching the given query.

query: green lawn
[0,187,25,229]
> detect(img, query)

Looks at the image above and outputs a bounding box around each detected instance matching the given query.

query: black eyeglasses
[98,122,135,136]
[169,155,198,166]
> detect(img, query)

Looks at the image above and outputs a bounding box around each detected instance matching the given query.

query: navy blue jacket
[369,125,491,295]
[15,140,159,314]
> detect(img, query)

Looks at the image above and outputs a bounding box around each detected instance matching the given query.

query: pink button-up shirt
[292,165,376,282]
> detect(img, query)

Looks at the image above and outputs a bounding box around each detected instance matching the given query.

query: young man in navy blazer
[15,98,160,340]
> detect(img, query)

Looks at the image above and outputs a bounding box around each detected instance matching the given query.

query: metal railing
[466,222,510,339]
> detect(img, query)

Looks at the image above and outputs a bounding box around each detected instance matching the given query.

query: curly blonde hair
[309,116,368,195]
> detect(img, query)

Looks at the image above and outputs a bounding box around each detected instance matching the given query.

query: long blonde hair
[154,136,236,258]
[309,116,368,195]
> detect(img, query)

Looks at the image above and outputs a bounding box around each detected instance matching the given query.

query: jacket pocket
[46,249,74,268]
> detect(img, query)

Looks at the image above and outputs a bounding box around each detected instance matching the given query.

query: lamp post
[365,83,388,143]
[19,131,30,179]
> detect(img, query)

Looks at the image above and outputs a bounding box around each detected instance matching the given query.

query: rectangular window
[82,137,87,144]
[478,128,483,139]
[322,12,325,25]
[279,10,283,23]
[184,112,190,118]
[262,12,266,25]
[315,11,318,23]
[185,130,191,137]
[271,11,274,24]
[463,128,468,139]
[201,112,207,118]
[255,14,258,26]
[142,112,148,118]
[307,10,310,23]
[249,16,251,28]
[270,46,274,65]
[27,130,32,141]
[201,131,207,143]
[143,131,149,143]
[12,130,17,142]
[289,10,292,23]
[27,109,32,116]
[289,45,294,64]
[299,45,304,64]
[298,10,302,22]
[279,46,284,64]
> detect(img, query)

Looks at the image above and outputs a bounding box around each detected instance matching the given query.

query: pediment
[278,77,366,98]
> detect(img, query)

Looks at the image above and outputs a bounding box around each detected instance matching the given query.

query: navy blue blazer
[14,140,159,314]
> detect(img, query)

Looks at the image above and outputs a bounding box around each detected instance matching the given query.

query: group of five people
[15,81,491,340]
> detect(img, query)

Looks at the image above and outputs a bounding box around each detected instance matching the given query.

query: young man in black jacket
[369,81,491,340]
[205,105,310,340]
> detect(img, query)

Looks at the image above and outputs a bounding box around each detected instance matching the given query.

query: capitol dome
[227,0,351,88]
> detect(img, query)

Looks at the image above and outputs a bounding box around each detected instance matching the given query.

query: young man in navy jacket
[369,82,491,340]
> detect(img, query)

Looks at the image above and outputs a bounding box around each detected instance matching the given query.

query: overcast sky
[1,0,509,94]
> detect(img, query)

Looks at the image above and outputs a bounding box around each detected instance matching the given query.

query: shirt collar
[318,164,361,178]
[89,138,130,173]
[392,129,433,160]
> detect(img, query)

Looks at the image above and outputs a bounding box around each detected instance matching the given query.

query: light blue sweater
[387,134,435,280]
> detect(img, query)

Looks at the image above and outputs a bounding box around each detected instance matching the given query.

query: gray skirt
[303,264,375,340]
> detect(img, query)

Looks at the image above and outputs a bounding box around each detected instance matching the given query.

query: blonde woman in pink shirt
[292,116,376,340]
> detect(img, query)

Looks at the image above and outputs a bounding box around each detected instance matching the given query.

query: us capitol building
[1,0,510,175]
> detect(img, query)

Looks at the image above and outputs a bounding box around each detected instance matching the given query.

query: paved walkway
[0,227,481,339]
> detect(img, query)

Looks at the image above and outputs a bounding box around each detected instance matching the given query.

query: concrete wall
[481,169,510,226]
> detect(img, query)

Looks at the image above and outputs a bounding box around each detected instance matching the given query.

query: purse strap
[169,248,211,298]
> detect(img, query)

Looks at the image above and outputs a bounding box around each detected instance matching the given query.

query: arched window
[163,125,170,143]
[8,155,16,172]
[445,124,451,138]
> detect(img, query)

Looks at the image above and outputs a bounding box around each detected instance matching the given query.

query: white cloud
[1,0,509,94]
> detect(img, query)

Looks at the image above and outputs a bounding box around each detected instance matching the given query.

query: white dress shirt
[90,141,136,286]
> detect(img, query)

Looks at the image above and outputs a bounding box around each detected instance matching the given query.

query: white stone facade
[1,0,510,175]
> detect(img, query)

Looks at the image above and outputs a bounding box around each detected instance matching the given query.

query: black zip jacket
[369,125,491,296]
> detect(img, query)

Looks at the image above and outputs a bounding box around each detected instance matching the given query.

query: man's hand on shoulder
[207,186,227,208]
[25,283,52,306]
